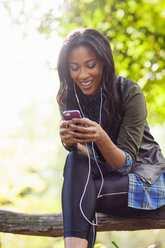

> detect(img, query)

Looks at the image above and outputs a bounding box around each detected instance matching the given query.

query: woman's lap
[62,151,132,236]
[62,151,153,248]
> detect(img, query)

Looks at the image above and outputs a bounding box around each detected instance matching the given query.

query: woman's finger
[71,118,95,127]
[60,119,75,128]
[69,124,94,133]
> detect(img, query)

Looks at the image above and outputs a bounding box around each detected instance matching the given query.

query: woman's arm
[66,84,147,170]
[116,84,147,164]
[96,128,126,169]
[65,118,126,169]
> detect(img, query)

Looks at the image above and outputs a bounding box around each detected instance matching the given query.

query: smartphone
[63,110,82,120]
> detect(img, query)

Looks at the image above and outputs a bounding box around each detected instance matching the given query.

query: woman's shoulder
[116,76,143,99]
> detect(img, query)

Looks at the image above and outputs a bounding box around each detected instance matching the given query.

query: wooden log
[0,207,165,237]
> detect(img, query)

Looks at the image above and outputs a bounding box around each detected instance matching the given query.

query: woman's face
[68,46,103,96]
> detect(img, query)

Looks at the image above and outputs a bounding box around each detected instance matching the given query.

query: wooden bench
[0,207,165,237]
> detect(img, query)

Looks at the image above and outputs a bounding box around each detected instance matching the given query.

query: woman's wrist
[62,141,77,151]
[96,128,108,145]
[77,143,93,156]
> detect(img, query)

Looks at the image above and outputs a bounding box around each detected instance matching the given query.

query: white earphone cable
[74,84,104,226]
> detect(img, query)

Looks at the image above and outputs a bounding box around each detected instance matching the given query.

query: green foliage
[0,97,66,247]
[1,0,164,125]
[94,242,107,248]
[96,230,165,248]
[94,240,120,248]
[38,0,165,125]
[111,241,120,248]
[17,187,33,198]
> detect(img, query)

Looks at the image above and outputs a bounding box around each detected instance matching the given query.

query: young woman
[57,28,165,248]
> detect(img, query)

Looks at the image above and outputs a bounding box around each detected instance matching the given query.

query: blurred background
[0,0,164,247]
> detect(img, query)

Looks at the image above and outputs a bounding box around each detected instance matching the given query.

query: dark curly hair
[57,28,119,130]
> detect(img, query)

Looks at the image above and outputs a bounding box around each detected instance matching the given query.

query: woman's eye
[88,63,96,69]
[70,66,79,71]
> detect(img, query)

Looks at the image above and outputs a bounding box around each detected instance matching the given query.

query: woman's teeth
[80,80,92,86]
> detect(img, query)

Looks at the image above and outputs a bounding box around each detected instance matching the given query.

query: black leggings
[62,151,140,247]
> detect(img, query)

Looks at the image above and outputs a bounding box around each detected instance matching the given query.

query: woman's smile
[68,46,103,96]
[79,80,93,88]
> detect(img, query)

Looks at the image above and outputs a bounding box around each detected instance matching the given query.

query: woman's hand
[60,117,126,168]
[60,118,97,155]
[61,117,126,169]
[59,119,77,147]
[63,117,104,144]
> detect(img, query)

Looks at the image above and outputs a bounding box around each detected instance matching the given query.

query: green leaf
[112,241,120,248]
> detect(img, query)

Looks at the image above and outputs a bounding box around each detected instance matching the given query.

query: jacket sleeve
[116,83,147,166]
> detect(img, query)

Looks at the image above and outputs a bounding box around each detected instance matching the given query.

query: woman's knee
[63,151,88,178]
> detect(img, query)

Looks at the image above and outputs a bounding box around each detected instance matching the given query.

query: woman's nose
[79,68,89,80]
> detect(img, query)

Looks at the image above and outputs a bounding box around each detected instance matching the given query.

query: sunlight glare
[0,3,63,129]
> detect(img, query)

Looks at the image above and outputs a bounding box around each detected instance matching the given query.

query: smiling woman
[57,28,165,248]
[68,46,103,96]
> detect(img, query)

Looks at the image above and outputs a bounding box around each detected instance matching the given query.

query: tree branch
[0,207,165,237]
